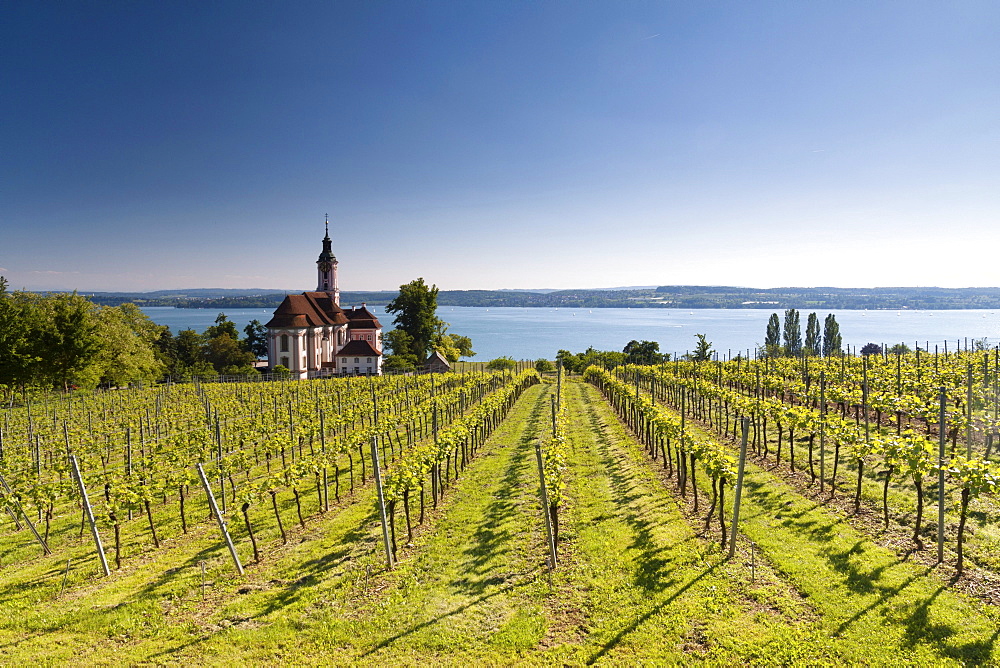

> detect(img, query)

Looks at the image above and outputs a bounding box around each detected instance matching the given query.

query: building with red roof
[265,218,383,377]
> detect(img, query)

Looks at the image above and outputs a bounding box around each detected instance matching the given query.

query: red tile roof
[265,292,348,328]
[335,339,382,357]
[344,304,382,329]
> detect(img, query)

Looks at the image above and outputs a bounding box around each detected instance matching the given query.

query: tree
[765,313,781,357]
[888,342,912,355]
[432,322,476,364]
[382,355,417,373]
[385,278,442,362]
[556,349,578,373]
[432,334,461,364]
[822,314,842,357]
[205,313,240,340]
[383,329,419,371]
[244,319,268,358]
[691,333,713,362]
[0,277,35,394]
[535,359,555,373]
[623,340,663,365]
[91,304,166,387]
[449,334,475,358]
[172,329,214,377]
[486,356,517,371]
[804,312,821,356]
[32,292,102,390]
[860,343,882,357]
[204,333,257,375]
[783,308,801,357]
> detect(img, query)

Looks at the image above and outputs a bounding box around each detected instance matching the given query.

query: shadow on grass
[586,561,722,665]
[363,390,553,655]
[453,391,548,591]
[577,388,692,594]
[360,585,514,657]
[829,552,932,637]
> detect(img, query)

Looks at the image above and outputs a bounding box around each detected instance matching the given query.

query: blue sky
[3,2,998,292]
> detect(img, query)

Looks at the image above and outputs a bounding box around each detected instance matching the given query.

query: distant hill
[76,286,1000,310]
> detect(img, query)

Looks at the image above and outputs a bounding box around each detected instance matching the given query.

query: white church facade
[265,219,383,378]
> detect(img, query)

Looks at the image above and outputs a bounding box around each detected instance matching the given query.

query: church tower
[316,214,340,305]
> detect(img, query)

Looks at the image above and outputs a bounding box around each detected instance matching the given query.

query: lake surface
[140,306,1000,361]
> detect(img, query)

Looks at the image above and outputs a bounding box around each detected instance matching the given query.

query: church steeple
[317,214,340,304]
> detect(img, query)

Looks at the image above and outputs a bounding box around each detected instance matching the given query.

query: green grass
[1,379,999,664]
[644,389,1000,664]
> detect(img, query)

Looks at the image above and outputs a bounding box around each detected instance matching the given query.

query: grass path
[549,379,838,664]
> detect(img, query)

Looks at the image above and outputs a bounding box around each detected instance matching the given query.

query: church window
[280,334,289,352]
[366,357,371,363]
[280,356,289,368]
[354,357,359,363]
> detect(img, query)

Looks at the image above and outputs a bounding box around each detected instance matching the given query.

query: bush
[487,356,518,371]
[535,359,555,374]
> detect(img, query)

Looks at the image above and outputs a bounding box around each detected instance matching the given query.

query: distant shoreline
[81,285,1000,311]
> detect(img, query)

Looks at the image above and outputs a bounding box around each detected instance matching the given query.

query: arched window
[280,334,289,352]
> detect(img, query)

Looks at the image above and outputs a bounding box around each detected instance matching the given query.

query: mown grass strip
[649,391,1000,665]
[549,380,836,664]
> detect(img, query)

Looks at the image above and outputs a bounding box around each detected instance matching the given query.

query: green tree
[804,312,821,356]
[383,329,419,371]
[205,313,240,340]
[0,278,36,394]
[860,342,882,357]
[556,350,578,373]
[765,313,781,357]
[243,319,268,358]
[432,322,476,364]
[623,339,663,365]
[822,314,842,357]
[32,292,102,390]
[385,278,442,361]
[204,333,257,375]
[783,308,801,357]
[173,329,213,376]
[535,359,555,374]
[91,304,166,386]
[691,333,714,362]
[486,356,518,371]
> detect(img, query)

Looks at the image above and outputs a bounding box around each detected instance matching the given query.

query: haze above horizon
[3,2,998,293]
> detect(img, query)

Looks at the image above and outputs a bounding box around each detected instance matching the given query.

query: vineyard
[2,352,1000,664]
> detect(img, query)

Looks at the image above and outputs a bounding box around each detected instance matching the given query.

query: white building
[265,219,383,378]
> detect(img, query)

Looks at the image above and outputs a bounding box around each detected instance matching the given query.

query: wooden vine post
[728,418,749,559]
[937,388,946,564]
[0,471,50,555]
[819,373,826,495]
[370,435,395,569]
[534,439,558,572]
[69,455,110,577]
[196,462,244,576]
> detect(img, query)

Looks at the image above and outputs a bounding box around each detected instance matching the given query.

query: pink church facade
[265,220,383,378]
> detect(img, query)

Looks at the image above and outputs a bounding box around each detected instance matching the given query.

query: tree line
[0,277,266,399]
[764,309,842,357]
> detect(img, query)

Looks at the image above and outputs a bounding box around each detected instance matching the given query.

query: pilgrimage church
[265,219,383,378]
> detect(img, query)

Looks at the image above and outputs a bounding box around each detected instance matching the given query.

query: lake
[140,305,1000,361]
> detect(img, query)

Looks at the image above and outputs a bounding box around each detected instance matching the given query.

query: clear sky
[3,2,998,293]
